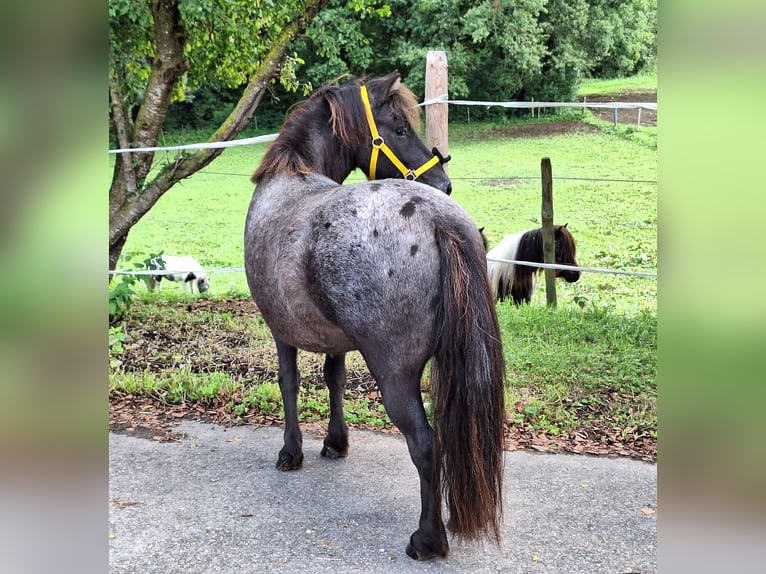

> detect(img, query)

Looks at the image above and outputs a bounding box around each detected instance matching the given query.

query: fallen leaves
[504,421,656,462]
[111,497,139,509]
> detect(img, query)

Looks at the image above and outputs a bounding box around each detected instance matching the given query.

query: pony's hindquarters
[431,222,505,542]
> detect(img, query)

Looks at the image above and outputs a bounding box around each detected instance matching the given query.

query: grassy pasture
[112,108,656,452]
[577,70,657,96]
[121,119,656,314]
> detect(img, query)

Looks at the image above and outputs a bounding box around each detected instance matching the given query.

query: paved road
[109,421,656,573]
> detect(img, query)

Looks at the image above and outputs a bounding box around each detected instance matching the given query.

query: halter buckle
[432,147,451,165]
[372,137,384,148]
[404,171,417,180]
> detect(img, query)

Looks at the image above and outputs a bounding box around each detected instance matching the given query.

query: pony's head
[196,273,210,294]
[555,224,580,283]
[252,72,452,194]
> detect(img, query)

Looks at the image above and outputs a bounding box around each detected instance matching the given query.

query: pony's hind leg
[371,365,448,560]
[274,338,303,471]
[320,353,349,459]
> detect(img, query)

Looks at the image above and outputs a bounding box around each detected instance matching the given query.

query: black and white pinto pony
[486,224,580,304]
[244,72,505,560]
[148,255,210,294]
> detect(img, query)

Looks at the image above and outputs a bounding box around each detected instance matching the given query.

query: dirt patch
[485,120,603,139]
[176,298,260,315]
[457,89,656,140]
[578,90,657,128]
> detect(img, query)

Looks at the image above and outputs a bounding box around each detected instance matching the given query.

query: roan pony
[486,224,580,304]
[244,73,505,560]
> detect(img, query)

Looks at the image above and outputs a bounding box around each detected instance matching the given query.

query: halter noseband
[360,84,449,181]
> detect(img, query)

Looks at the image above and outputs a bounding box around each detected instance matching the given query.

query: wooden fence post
[541,157,557,307]
[425,51,448,175]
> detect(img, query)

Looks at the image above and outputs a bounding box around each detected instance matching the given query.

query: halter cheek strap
[360,84,443,181]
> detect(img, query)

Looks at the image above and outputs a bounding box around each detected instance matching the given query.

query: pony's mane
[250,85,331,183]
[251,74,422,184]
[516,228,544,264]
[515,226,576,266]
[556,225,577,263]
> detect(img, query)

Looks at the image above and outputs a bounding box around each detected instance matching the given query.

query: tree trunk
[108,0,328,270]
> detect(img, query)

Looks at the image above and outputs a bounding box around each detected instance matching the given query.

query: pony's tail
[431,223,506,543]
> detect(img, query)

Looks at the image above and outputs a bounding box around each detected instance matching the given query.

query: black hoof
[276,450,303,471]
[320,440,348,459]
[405,532,448,561]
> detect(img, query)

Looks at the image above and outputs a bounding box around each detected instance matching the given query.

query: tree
[108,0,328,270]
[523,0,589,102]
[583,0,657,78]
[296,0,589,120]
[152,0,657,135]
[297,0,655,116]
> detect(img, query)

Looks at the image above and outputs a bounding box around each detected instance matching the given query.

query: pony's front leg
[274,338,303,470]
[320,353,348,459]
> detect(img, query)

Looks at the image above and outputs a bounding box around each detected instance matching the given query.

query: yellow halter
[360,84,442,181]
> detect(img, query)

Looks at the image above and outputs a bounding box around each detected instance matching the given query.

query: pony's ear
[563,222,568,228]
[387,72,402,96]
[370,71,401,97]
[478,226,485,233]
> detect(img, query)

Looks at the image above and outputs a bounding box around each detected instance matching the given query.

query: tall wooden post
[425,51,448,175]
[541,157,557,307]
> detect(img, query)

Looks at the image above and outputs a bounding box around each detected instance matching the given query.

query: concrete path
[109,421,656,573]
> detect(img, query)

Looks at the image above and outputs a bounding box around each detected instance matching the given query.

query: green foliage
[109,325,126,353]
[108,0,154,108]
[582,0,657,78]
[236,382,284,417]
[109,275,137,322]
[523,0,589,102]
[262,0,656,127]
[228,381,391,427]
[109,252,164,322]
[109,0,318,112]
[111,369,239,404]
[150,0,658,131]
[109,325,128,369]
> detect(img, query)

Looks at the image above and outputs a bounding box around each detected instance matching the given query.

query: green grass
[496,303,656,437]
[577,70,657,97]
[111,96,656,444]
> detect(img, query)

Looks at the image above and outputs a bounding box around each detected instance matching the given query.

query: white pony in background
[148,255,210,294]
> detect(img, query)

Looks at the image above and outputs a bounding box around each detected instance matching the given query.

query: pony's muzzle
[562,270,581,283]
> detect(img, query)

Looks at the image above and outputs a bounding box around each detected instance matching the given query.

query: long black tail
[431,222,506,542]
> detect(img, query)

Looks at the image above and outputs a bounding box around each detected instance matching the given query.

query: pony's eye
[395,127,409,137]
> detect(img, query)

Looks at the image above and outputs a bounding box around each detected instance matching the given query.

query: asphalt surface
[109,421,656,573]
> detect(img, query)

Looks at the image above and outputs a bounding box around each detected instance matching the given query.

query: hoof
[405,532,448,561]
[276,451,303,471]
[320,443,348,459]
